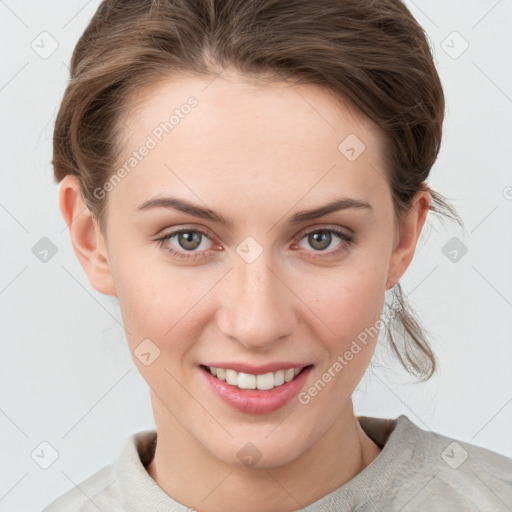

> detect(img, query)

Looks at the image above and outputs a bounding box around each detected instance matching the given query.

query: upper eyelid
[157,224,352,239]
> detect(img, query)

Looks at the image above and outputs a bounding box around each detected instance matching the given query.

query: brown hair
[52,0,463,381]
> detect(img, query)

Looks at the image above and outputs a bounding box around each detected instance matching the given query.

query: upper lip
[201,362,312,375]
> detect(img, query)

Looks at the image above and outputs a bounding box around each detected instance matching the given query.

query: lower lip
[200,365,313,415]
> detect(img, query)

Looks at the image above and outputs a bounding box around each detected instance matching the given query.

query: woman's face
[96,70,423,468]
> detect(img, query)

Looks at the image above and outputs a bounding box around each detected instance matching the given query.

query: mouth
[200,364,313,391]
[199,363,314,414]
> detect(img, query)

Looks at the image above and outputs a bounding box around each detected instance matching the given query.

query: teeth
[274,370,285,386]
[207,366,305,390]
[285,369,295,382]
[256,372,274,390]
[225,369,238,386]
[238,372,256,389]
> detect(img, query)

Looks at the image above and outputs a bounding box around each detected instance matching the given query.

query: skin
[58,68,430,512]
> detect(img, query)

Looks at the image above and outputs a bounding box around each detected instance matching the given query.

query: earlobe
[58,175,117,297]
[385,191,431,290]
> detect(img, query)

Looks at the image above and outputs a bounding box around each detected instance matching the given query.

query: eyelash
[154,227,355,261]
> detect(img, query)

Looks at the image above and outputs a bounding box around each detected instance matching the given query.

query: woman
[44,0,512,510]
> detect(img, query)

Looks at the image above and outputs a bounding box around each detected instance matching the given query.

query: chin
[203,427,314,470]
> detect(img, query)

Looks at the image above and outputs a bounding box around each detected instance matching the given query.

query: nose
[216,253,297,351]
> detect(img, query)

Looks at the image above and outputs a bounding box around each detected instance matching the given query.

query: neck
[146,399,381,512]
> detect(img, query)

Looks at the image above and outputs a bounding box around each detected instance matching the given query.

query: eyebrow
[136,196,372,228]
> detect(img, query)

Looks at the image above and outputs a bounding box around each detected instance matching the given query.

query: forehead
[109,71,390,214]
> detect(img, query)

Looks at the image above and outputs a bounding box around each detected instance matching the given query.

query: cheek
[111,248,213,361]
[294,263,386,415]
[111,260,203,402]
[301,258,387,348]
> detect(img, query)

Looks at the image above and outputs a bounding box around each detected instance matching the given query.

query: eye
[295,228,354,258]
[154,226,355,261]
[154,228,215,260]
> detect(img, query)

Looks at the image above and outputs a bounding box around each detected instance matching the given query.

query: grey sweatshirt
[42,415,512,511]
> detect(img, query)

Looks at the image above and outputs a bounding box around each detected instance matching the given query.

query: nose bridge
[218,246,296,349]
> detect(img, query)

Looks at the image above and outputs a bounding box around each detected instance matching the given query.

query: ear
[385,190,431,290]
[58,175,117,296]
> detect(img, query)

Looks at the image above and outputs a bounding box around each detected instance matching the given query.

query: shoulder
[41,429,157,512]
[42,463,120,511]
[388,415,512,510]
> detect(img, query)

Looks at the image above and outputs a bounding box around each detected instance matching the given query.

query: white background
[1,1,511,510]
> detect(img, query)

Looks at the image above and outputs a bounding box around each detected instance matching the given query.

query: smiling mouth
[200,364,313,391]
